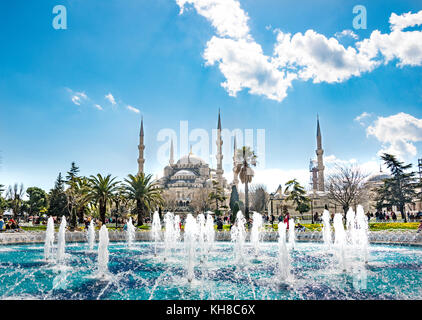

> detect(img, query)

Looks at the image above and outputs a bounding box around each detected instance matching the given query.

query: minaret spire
[232,136,239,186]
[216,109,224,185]
[137,117,145,175]
[169,138,174,165]
[315,115,325,191]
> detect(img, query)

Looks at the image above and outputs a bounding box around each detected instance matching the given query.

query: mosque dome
[173,169,197,177]
[367,172,391,183]
[177,153,207,166]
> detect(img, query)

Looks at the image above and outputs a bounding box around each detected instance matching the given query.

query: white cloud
[335,29,359,40]
[105,93,116,105]
[204,36,296,101]
[366,112,422,159]
[176,0,422,102]
[354,112,372,126]
[389,10,422,31]
[176,0,251,39]
[127,105,140,113]
[69,91,88,106]
[94,104,103,111]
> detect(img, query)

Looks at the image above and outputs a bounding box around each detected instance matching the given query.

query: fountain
[184,214,198,282]
[204,214,215,253]
[322,210,332,248]
[126,217,136,249]
[250,212,263,256]
[231,211,246,265]
[87,219,95,250]
[288,218,296,250]
[163,212,175,260]
[277,222,290,281]
[197,213,206,262]
[57,216,67,263]
[44,216,55,261]
[346,208,358,246]
[151,211,161,257]
[174,215,181,244]
[333,213,347,271]
[97,225,109,275]
[355,205,369,264]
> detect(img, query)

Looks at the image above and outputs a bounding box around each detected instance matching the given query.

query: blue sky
[0,0,422,192]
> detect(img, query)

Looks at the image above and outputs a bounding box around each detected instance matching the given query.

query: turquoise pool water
[0,242,421,300]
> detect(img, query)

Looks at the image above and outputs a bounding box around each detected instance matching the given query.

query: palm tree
[6,183,26,219]
[66,177,91,229]
[0,184,5,195]
[234,146,257,221]
[124,173,163,226]
[88,174,120,224]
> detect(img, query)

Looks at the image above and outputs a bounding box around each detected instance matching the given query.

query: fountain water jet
[322,210,332,248]
[126,217,136,249]
[163,212,175,260]
[97,225,109,275]
[250,212,263,256]
[87,220,95,250]
[197,213,206,262]
[231,211,246,266]
[355,205,369,264]
[57,216,67,263]
[205,214,215,253]
[151,211,161,257]
[277,222,290,281]
[333,213,347,271]
[184,214,198,282]
[44,216,55,261]
[288,218,296,250]
[346,208,358,246]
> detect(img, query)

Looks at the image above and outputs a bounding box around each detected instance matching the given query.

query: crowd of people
[0,216,20,232]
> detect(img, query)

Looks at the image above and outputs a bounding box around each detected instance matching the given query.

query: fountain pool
[0,241,420,300]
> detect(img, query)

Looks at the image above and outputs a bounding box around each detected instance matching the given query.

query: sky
[0,0,422,193]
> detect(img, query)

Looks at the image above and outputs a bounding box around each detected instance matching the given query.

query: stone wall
[0,230,421,246]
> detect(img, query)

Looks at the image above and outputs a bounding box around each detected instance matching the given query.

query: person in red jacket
[284,213,290,229]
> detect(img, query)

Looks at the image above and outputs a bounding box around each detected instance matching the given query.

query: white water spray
[151,211,161,256]
[126,217,136,249]
[333,213,347,271]
[57,216,67,263]
[288,218,296,250]
[231,211,246,266]
[277,222,290,281]
[250,212,263,256]
[87,219,95,250]
[44,216,55,261]
[322,210,332,248]
[184,214,198,282]
[97,225,109,275]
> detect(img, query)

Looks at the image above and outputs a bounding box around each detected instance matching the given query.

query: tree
[284,179,310,217]
[162,190,178,212]
[26,187,48,216]
[6,183,26,219]
[88,174,120,224]
[124,173,163,226]
[190,188,210,213]
[375,153,420,222]
[66,177,91,229]
[66,162,80,182]
[208,180,226,215]
[326,164,367,215]
[229,185,240,223]
[48,173,68,217]
[233,146,257,220]
[0,184,4,195]
[250,184,268,212]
